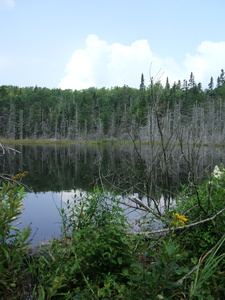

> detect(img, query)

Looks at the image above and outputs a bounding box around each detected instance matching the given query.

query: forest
[1,69,225,143]
[1,71,225,299]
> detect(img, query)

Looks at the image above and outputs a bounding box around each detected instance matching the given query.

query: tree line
[1,69,225,142]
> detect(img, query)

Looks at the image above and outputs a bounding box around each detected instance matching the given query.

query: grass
[3,137,225,148]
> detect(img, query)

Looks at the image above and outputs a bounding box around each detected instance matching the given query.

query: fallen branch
[129,206,225,236]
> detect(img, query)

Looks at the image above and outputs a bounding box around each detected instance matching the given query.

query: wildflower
[171,213,188,227]
[11,171,29,181]
[212,165,223,179]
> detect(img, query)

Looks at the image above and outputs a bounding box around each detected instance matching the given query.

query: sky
[1,0,225,90]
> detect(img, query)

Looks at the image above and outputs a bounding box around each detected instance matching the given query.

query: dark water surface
[2,142,225,246]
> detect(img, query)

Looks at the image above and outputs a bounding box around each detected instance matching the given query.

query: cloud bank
[59,35,225,90]
[0,0,15,10]
[183,41,225,85]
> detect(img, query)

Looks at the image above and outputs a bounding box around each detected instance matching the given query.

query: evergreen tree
[217,76,221,88]
[182,79,188,91]
[208,77,214,90]
[188,72,195,89]
[139,73,146,91]
[135,74,147,125]
[219,69,225,85]
[197,82,202,92]
[165,77,170,90]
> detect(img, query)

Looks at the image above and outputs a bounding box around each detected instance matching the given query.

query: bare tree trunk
[19,110,24,140]
[7,100,16,139]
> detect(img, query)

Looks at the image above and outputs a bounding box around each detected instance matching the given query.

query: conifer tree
[182,79,188,91]
[139,73,146,91]
[188,72,195,89]
[217,76,221,88]
[219,69,225,85]
[165,77,170,90]
[136,74,147,125]
[208,77,214,90]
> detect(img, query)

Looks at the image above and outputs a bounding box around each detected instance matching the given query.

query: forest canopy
[1,70,225,142]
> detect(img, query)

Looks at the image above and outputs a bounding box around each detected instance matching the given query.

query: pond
[1,142,225,246]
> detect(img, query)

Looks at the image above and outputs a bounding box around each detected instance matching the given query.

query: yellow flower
[11,171,29,181]
[171,213,188,227]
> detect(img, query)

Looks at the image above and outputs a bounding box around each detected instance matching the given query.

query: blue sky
[1,0,225,90]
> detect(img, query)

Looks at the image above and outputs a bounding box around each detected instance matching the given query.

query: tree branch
[130,206,225,236]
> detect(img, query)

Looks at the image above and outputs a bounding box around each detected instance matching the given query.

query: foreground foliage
[1,167,225,299]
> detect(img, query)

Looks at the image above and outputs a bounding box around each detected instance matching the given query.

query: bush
[1,167,225,299]
[165,165,225,298]
[28,192,139,299]
[0,177,31,299]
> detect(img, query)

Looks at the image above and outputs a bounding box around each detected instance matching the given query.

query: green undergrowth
[1,168,225,299]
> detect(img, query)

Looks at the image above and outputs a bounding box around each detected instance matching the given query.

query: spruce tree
[208,77,214,90]
[139,73,146,91]
[219,69,225,85]
[137,74,147,125]
[188,72,195,89]
[217,76,221,88]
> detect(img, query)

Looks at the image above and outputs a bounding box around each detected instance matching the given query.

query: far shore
[1,138,225,148]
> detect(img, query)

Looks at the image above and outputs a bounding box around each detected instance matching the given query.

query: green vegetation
[0,173,31,299]
[1,166,225,299]
[1,69,225,145]
[1,70,225,298]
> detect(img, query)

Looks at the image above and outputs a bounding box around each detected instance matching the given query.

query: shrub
[29,192,139,299]
[0,177,31,299]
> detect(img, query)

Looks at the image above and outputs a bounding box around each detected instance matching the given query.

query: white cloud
[59,35,225,90]
[59,34,178,90]
[0,0,15,10]
[183,41,225,86]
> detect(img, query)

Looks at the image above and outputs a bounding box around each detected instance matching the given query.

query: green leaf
[38,285,46,300]
[117,257,123,265]
[10,283,16,287]
[131,263,143,269]
[9,226,20,231]
[131,274,144,282]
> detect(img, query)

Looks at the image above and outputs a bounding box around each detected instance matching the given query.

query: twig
[127,196,166,220]
[0,141,20,156]
[127,196,152,212]
[120,201,149,212]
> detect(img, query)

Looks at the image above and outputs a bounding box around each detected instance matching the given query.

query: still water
[2,142,225,246]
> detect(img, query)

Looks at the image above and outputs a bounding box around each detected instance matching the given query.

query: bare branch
[127,196,170,222]
[127,196,153,213]
[0,141,20,156]
[120,201,148,212]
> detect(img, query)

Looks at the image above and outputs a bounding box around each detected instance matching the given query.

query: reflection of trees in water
[0,144,102,192]
[102,143,225,205]
[0,144,225,198]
